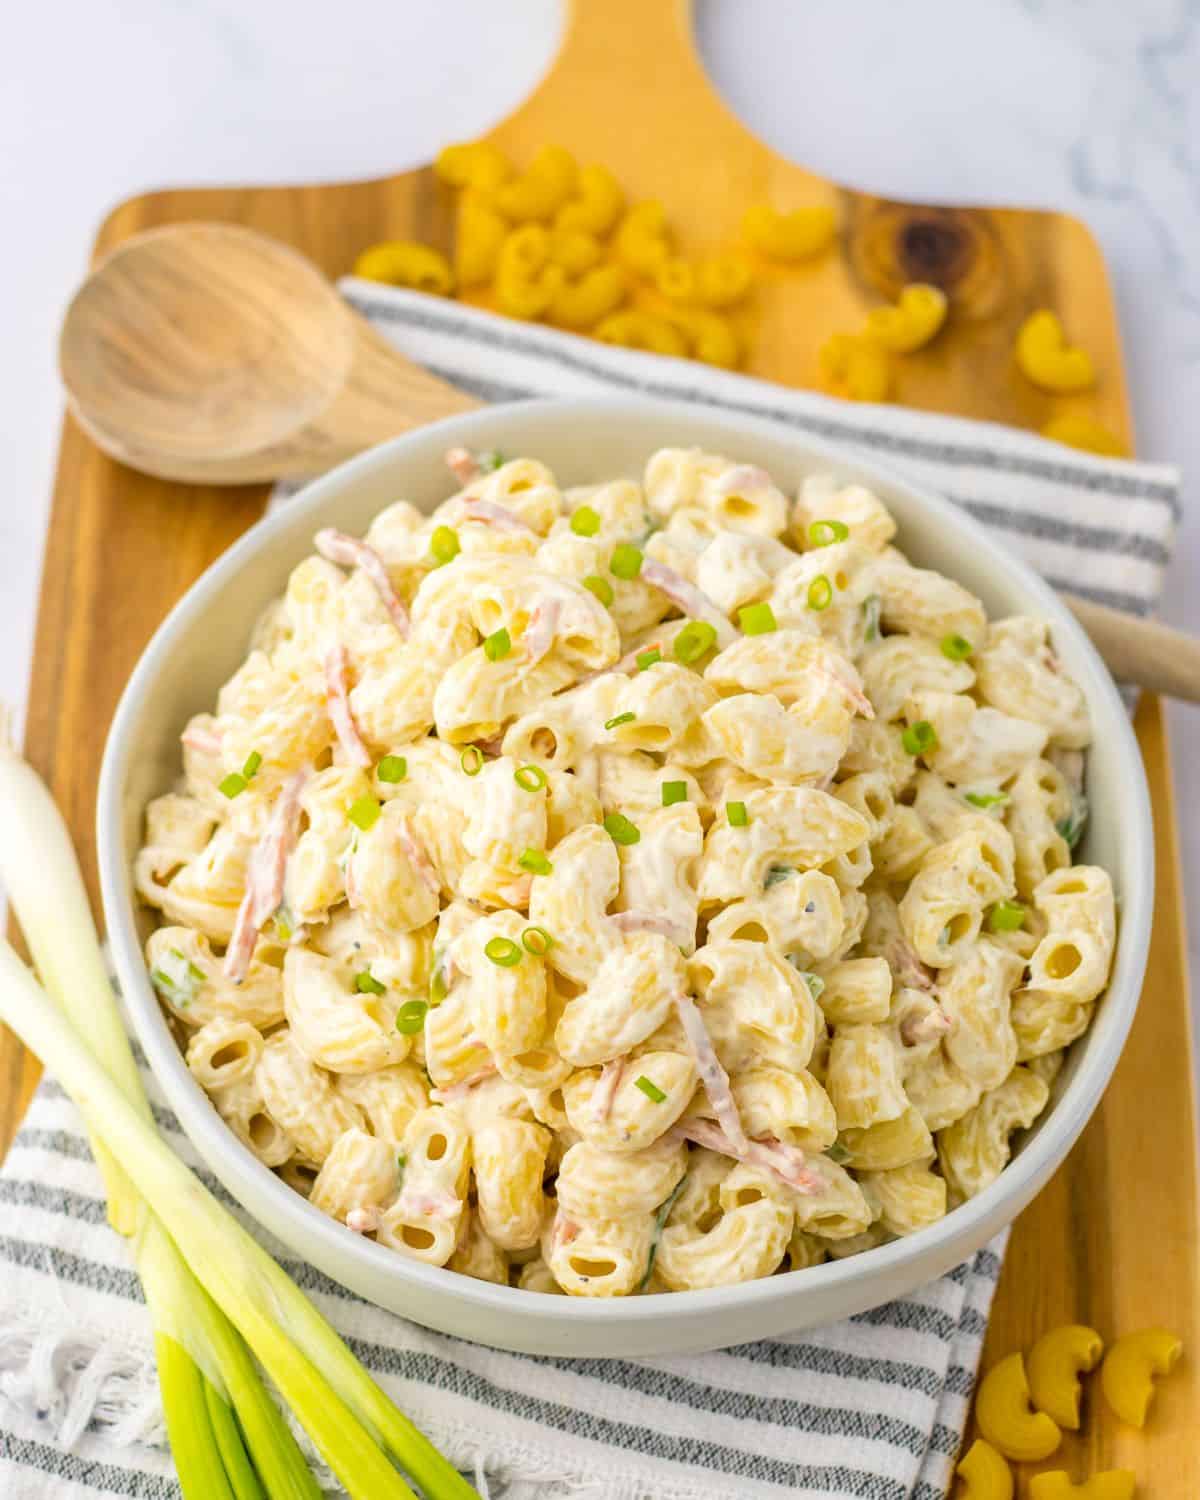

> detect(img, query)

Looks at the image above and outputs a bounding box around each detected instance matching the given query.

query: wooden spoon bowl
[59,222,477,484]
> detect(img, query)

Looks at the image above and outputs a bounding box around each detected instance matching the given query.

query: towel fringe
[0,1314,164,1454]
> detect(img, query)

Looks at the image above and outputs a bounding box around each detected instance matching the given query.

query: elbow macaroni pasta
[137,445,1115,1295]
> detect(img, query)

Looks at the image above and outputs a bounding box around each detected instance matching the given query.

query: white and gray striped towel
[0,284,1181,1500]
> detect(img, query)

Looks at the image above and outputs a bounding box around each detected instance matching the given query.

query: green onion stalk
[0,718,477,1500]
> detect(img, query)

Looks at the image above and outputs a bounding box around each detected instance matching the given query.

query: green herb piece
[570,505,601,537]
[809,518,849,547]
[354,970,386,996]
[726,800,749,828]
[661,780,688,807]
[218,772,248,800]
[807,574,833,612]
[429,963,449,1005]
[940,633,974,661]
[738,601,778,636]
[764,865,795,889]
[798,971,826,1002]
[521,926,554,956]
[150,948,207,1007]
[610,543,644,580]
[637,1174,689,1293]
[862,594,882,642]
[514,764,548,792]
[429,524,460,566]
[395,1000,428,1035]
[484,627,511,662]
[518,848,553,875]
[603,812,641,846]
[1057,791,1089,850]
[965,790,1008,809]
[636,647,662,671]
[459,744,484,776]
[673,620,718,664]
[605,712,636,730]
[582,575,615,607]
[988,900,1027,933]
[479,449,505,472]
[484,936,522,968]
[242,751,263,779]
[901,720,938,757]
[634,1075,667,1104]
[376,755,407,784]
[347,794,381,831]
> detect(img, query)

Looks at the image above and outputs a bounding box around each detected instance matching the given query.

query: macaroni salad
[136,446,1114,1296]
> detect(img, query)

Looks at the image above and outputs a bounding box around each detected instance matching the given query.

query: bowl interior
[98,396,1152,1354]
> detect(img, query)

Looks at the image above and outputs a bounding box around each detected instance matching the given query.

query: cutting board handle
[520,0,730,132]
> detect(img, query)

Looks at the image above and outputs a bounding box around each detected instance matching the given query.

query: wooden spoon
[58,220,1199,703]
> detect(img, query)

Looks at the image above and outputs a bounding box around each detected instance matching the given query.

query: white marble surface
[2,1,1197,1059]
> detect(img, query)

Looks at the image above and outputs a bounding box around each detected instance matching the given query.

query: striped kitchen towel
[0,285,1181,1500]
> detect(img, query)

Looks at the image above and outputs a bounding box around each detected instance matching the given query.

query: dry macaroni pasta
[138,446,1115,1296]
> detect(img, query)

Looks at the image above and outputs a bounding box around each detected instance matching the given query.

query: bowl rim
[97,393,1153,1329]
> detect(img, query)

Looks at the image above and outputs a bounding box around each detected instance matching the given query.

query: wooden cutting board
[4,0,1195,1488]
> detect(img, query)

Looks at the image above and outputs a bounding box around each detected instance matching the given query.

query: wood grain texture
[3,0,1194,1484]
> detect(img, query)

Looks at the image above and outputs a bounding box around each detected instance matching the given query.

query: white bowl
[98,396,1152,1357]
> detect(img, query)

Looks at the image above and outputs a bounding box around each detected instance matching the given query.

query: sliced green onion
[988,900,1027,933]
[636,647,661,671]
[807,575,833,612]
[376,755,407,784]
[354,970,386,996]
[605,712,636,730]
[521,925,554,956]
[798,971,826,1002]
[940,632,974,661]
[637,1173,689,1293]
[241,750,262,779]
[809,518,849,547]
[395,1000,428,1035]
[603,812,641,847]
[673,619,718,663]
[518,847,553,875]
[634,1075,667,1104]
[479,449,505,472]
[965,790,1008,809]
[429,963,449,1005]
[661,780,688,807]
[218,772,248,800]
[862,593,882,643]
[346,794,381,831]
[582,574,614,607]
[484,936,522,968]
[150,948,207,1007]
[459,744,484,776]
[272,908,294,943]
[570,505,601,537]
[901,721,938,757]
[1057,791,1089,850]
[764,865,795,889]
[826,1141,852,1165]
[609,542,644,580]
[484,627,511,662]
[429,524,460,566]
[738,601,778,635]
[726,800,749,828]
[514,764,548,792]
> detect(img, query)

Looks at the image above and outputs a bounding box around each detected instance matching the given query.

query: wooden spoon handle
[1064,594,1200,703]
[282,311,482,477]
